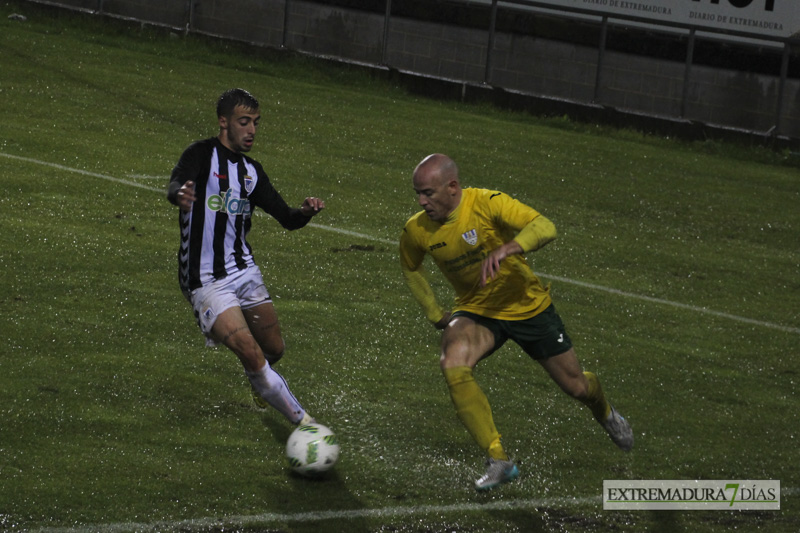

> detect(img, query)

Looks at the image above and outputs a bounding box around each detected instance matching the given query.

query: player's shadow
[258,415,371,532]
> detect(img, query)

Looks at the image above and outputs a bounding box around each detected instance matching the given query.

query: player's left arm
[480,193,556,286]
[250,164,323,229]
[300,197,325,217]
[512,213,556,253]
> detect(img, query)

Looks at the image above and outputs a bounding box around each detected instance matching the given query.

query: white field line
[125,173,168,179]
[2,153,166,192]
[28,488,800,532]
[539,273,800,335]
[32,496,602,532]
[4,151,798,335]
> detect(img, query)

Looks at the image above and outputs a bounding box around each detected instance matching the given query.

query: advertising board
[479,0,800,44]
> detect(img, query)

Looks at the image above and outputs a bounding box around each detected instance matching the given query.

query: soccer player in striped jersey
[167,88,324,431]
[399,154,633,491]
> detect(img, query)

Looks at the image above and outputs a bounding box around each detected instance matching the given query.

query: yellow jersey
[399,187,553,322]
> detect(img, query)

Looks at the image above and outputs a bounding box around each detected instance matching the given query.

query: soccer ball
[286,423,340,477]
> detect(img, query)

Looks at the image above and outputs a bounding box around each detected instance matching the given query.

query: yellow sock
[443,366,507,460]
[581,371,612,422]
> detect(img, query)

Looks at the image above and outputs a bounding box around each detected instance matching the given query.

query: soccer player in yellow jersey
[399,154,633,491]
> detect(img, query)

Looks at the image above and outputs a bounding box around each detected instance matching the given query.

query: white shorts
[186,265,272,347]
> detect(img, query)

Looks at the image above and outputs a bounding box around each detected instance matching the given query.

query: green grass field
[1,2,798,531]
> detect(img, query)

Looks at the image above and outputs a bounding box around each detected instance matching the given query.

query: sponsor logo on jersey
[207,189,252,215]
[429,241,447,251]
[462,229,478,246]
[214,172,227,180]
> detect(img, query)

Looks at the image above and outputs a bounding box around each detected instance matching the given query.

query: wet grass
[1,1,799,531]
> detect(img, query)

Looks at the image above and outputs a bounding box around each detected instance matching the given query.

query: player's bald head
[414,153,459,187]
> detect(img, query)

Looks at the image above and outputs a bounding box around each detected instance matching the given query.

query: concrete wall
[191,0,285,47]
[37,0,799,142]
[103,0,187,28]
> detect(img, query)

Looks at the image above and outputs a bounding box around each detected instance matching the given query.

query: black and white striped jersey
[167,137,311,292]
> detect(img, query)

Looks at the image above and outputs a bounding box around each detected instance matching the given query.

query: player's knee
[439,347,476,371]
[565,376,588,400]
[440,340,461,368]
[258,336,285,364]
[265,348,284,365]
[238,349,266,373]
[439,354,451,371]
[230,336,268,371]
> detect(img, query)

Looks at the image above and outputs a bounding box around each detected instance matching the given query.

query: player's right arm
[167,180,196,211]
[399,225,447,327]
[480,191,557,286]
[480,214,556,286]
[167,142,204,209]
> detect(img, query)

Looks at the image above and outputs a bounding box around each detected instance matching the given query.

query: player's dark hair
[216,88,259,118]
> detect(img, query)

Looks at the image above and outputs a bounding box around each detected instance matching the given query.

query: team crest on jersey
[244,176,255,194]
[462,229,478,246]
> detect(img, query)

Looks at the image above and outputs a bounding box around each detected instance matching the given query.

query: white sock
[246,363,305,424]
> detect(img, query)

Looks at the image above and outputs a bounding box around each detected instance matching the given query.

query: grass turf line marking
[2,153,165,193]
[541,273,800,335]
[126,173,167,179]
[308,222,397,245]
[4,151,798,335]
[26,488,800,532]
[31,496,602,532]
